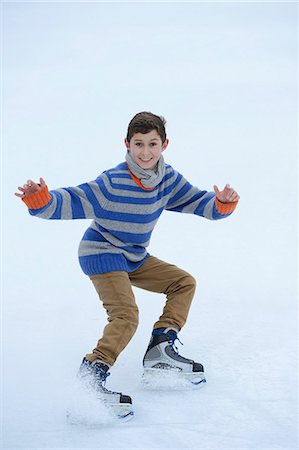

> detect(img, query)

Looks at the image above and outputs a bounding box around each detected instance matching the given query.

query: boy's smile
[125,130,169,170]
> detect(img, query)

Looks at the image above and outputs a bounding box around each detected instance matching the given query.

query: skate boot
[143,327,206,386]
[77,358,134,420]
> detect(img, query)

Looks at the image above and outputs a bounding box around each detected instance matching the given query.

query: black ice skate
[143,327,206,385]
[77,358,134,420]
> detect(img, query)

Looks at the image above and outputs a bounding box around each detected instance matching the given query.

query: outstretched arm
[15,176,107,220]
[166,170,239,220]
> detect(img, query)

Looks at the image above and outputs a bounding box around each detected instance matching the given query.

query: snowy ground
[2,280,297,449]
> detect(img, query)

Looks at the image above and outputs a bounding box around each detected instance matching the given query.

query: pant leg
[129,256,196,331]
[85,271,139,366]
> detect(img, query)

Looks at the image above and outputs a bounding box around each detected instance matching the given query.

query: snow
[3,292,297,449]
[2,2,297,449]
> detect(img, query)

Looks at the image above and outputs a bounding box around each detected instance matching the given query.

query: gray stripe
[111,177,136,186]
[203,196,216,220]
[181,191,212,214]
[101,193,168,215]
[95,216,160,234]
[39,194,58,219]
[89,221,151,247]
[70,186,96,218]
[100,230,150,248]
[108,169,129,175]
[101,170,177,200]
[89,219,152,247]
[165,177,189,209]
[38,188,95,220]
[88,180,108,209]
[78,240,147,262]
[56,189,72,219]
[89,220,100,232]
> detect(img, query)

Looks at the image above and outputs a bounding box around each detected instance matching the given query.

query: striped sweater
[23,161,238,275]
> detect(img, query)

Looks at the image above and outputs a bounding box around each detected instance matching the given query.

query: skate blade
[106,403,134,421]
[142,368,206,390]
[66,404,134,424]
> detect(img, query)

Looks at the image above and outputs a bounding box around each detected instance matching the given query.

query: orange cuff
[215,197,238,215]
[22,186,51,210]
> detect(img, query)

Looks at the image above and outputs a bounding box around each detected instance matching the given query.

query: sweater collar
[125,152,166,189]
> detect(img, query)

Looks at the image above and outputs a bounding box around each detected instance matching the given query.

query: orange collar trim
[127,166,155,191]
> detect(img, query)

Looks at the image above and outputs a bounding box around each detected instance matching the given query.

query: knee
[125,306,139,328]
[120,307,139,334]
[108,304,139,329]
[184,274,196,291]
[177,273,197,294]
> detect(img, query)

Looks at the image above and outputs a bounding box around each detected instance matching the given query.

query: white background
[2,1,297,449]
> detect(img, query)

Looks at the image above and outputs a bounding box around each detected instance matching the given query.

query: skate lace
[92,363,110,384]
[152,329,183,354]
[92,363,121,395]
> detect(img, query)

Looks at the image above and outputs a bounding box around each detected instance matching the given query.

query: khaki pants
[85,256,196,366]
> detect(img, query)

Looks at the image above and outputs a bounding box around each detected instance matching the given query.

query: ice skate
[142,327,206,387]
[76,358,134,420]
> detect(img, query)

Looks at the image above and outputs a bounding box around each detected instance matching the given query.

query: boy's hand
[15,177,47,198]
[213,184,240,203]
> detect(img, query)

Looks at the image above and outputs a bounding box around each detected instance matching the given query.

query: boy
[15,112,239,419]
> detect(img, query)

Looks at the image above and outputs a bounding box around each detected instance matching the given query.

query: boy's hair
[126,112,167,143]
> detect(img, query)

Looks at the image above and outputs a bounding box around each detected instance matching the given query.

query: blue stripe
[108,168,174,182]
[71,178,168,222]
[99,178,154,201]
[63,188,86,219]
[104,179,144,193]
[167,190,208,213]
[78,183,106,217]
[98,178,173,205]
[95,222,152,245]
[103,206,164,224]
[49,191,63,219]
[166,176,191,207]
[120,245,146,254]
[79,253,150,275]
[82,228,107,242]
[82,228,147,251]
[194,193,215,216]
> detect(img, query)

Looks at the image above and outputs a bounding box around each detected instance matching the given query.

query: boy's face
[125,130,169,170]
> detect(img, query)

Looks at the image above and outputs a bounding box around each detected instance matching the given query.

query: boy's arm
[15,177,107,220]
[166,172,239,220]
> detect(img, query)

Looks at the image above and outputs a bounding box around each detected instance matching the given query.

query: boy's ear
[162,138,169,151]
[124,138,130,150]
